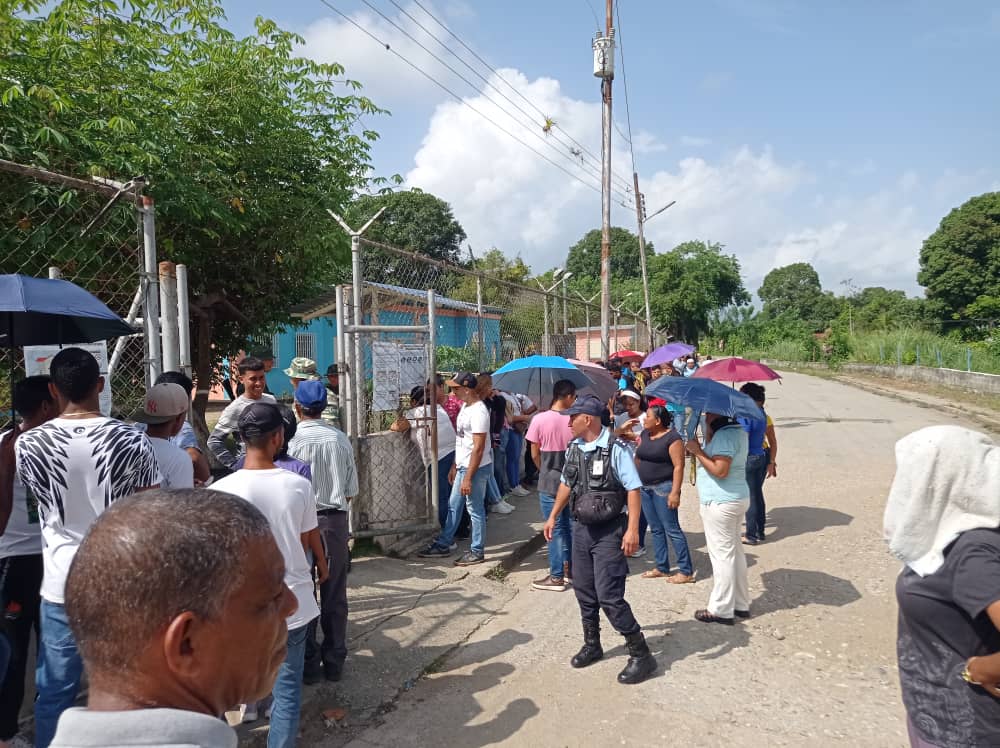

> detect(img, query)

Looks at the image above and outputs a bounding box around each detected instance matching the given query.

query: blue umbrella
[491,355,592,404]
[645,375,764,439]
[1,274,136,347]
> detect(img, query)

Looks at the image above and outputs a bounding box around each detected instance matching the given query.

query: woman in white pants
[685,413,751,624]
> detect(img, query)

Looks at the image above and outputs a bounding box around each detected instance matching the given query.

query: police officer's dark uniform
[545,394,656,684]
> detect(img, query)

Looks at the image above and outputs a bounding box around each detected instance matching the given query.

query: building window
[295,332,316,361]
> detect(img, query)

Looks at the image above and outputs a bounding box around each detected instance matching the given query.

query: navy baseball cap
[563,394,605,417]
[238,401,283,439]
[295,379,328,409]
[446,371,477,389]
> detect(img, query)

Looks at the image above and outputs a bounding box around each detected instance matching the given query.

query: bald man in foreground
[50,490,297,748]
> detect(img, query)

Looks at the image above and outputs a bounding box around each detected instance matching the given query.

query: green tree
[565,227,651,282]
[347,189,466,263]
[757,262,839,328]
[846,287,925,331]
[918,192,1000,327]
[2,0,386,416]
[647,240,748,343]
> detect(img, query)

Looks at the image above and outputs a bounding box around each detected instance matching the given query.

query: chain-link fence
[1,159,148,428]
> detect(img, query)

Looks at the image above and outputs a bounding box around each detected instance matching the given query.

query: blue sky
[221,0,1000,299]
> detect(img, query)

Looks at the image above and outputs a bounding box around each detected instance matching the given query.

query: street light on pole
[537,268,569,356]
[632,178,676,352]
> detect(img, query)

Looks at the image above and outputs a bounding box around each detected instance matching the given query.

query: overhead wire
[315,0,634,205]
[615,1,638,177]
[383,0,629,196]
[408,0,635,196]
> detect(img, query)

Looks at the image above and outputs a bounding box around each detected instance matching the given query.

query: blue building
[262,282,503,398]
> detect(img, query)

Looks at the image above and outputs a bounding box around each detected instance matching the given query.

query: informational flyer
[24,341,112,416]
[371,341,401,411]
[397,344,427,392]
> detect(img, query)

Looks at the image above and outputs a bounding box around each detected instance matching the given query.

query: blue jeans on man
[268,623,308,748]
[35,601,84,748]
[640,483,693,575]
[493,435,511,495]
[434,451,456,528]
[539,492,571,579]
[505,429,524,489]
[431,464,491,557]
[744,452,769,541]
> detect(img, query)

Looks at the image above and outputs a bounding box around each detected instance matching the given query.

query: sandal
[695,609,734,625]
[640,569,669,579]
[666,572,695,584]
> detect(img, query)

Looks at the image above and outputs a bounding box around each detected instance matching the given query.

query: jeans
[486,473,502,505]
[0,554,42,741]
[744,452,769,541]
[434,452,456,528]
[640,485,693,575]
[539,492,571,579]
[35,601,84,748]
[493,437,511,495]
[669,409,685,435]
[572,516,641,635]
[304,511,349,673]
[637,508,648,549]
[268,624,308,748]
[434,464,491,556]
[505,429,524,489]
[700,499,751,618]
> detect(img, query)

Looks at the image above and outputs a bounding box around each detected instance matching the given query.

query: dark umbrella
[644,375,764,439]
[1,274,136,420]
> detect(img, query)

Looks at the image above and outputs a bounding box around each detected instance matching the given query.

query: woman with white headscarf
[885,425,1000,747]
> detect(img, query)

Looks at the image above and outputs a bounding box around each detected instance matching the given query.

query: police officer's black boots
[570,620,603,668]
[617,631,656,684]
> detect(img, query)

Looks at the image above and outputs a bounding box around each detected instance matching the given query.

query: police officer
[543,394,657,684]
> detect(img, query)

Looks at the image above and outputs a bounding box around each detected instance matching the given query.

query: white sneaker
[629,547,647,558]
[493,499,515,514]
[240,704,258,723]
[510,485,530,496]
[449,542,458,551]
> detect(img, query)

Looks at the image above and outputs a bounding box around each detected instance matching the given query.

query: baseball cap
[295,379,328,409]
[251,349,274,361]
[132,383,189,424]
[284,357,318,380]
[446,371,477,389]
[563,394,606,417]
[238,401,284,440]
[326,364,340,376]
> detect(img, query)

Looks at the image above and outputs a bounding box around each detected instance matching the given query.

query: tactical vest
[564,436,629,525]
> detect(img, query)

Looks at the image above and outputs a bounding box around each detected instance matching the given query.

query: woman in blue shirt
[686,413,751,625]
[738,383,770,545]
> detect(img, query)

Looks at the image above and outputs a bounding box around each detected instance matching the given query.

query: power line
[315,0,633,205]
[583,0,603,31]
[409,0,635,196]
[355,0,633,204]
[615,1,638,176]
[384,0,630,196]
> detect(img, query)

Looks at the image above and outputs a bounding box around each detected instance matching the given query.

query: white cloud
[403,67,996,299]
[680,135,711,147]
[632,130,668,154]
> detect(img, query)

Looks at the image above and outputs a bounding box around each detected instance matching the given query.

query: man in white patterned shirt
[287,380,358,684]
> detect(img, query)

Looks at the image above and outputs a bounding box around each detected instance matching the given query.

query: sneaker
[303,661,323,685]
[265,705,272,720]
[455,550,485,566]
[240,704,258,723]
[448,542,458,551]
[417,544,451,558]
[510,485,530,497]
[531,574,568,591]
[493,499,515,514]
[629,546,647,558]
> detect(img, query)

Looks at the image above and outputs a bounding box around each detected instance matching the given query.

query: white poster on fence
[398,344,427,392]
[24,342,112,416]
[371,341,401,411]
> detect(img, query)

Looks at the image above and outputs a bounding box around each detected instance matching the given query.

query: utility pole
[594,1,615,361]
[633,172,653,352]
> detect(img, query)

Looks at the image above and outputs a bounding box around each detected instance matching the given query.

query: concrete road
[343,371,988,748]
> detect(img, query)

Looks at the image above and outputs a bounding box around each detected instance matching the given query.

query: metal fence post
[140,196,161,384]
[335,285,350,435]
[916,345,920,367]
[158,261,179,372]
[967,347,972,372]
[542,295,550,355]
[176,264,192,377]
[896,342,902,366]
[935,348,942,368]
[48,267,61,279]
[427,288,438,524]
[476,276,485,369]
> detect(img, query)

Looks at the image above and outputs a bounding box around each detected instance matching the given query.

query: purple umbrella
[641,342,695,369]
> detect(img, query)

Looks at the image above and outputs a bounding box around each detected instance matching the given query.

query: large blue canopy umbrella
[1,274,136,420]
[491,355,593,405]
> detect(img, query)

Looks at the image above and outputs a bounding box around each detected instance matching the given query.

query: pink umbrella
[608,349,644,362]
[692,357,781,385]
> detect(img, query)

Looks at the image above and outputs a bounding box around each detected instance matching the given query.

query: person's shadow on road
[752,567,861,617]
[765,506,853,543]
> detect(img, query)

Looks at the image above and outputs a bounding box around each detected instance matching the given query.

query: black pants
[305,510,349,669]
[571,516,640,635]
[0,554,42,740]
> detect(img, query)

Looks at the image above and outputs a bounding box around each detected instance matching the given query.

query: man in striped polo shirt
[287,380,358,685]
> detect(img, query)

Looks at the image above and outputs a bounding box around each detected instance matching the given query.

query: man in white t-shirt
[212,402,327,736]
[418,372,492,565]
[0,375,57,745]
[132,382,195,489]
[208,356,276,469]
[391,384,458,529]
[10,347,160,747]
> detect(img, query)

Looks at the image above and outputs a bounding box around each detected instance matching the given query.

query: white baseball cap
[133,383,189,424]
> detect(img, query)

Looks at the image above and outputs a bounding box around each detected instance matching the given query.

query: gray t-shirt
[896,527,1000,747]
[50,707,237,748]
